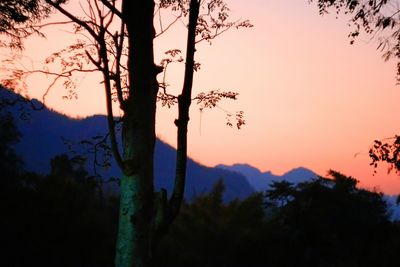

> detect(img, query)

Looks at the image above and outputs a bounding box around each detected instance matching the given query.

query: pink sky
[3,1,400,194]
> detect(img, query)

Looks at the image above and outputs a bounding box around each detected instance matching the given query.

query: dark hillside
[1,87,254,201]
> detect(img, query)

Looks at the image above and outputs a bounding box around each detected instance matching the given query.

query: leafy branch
[369,136,400,174]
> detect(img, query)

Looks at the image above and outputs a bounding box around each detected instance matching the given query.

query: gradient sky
[3,1,400,194]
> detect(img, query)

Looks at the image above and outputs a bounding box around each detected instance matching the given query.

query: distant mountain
[1,87,254,202]
[217,163,318,192]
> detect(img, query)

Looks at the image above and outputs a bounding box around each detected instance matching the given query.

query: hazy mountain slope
[217,163,318,191]
[1,87,254,201]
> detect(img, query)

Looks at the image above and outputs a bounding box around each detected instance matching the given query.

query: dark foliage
[264,170,396,267]
[2,114,400,267]
[155,180,267,267]
[369,136,400,174]
[0,113,22,185]
[1,116,118,267]
[156,171,400,267]
[0,0,52,49]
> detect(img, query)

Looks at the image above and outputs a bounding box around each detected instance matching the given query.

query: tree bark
[115,1,158,267]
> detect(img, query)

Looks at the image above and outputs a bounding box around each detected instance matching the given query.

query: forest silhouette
[2,113,400,267]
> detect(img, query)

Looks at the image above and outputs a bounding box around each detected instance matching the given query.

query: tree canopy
[264,170,395,266]
[0,0,52,49]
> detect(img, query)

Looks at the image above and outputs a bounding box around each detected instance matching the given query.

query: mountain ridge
[217,163,318,191]
[0,87,323,201]
[1,87,255,202]
[4,87,400,219]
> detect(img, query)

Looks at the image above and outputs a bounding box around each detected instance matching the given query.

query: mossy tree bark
[115,1,158,267]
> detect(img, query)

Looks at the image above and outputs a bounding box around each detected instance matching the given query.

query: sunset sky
[3,1,400,194]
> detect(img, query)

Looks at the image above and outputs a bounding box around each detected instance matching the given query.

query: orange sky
[2,1,400,194]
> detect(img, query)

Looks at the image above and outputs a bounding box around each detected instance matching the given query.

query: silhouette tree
[155,180,267,267]
[265,170,392,266]
[0,113,23,188]
[0,1,251,266]
[31,154,117,267]
[0,0,51,49]
[2,153,119,267]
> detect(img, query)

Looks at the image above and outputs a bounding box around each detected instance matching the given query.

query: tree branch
[112,21,126,108]
[169,0,200,222]
[44,0,99,40]
[155,11,183,38]
[99,0,123,19]
[97,29,125,172]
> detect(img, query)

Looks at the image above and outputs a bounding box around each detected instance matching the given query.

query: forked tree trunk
[16,0,202,266]
[115,1,200,266]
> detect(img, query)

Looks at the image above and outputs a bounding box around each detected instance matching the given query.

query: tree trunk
[115,1,158,267]
[115,1,201,266]
[169,0,200,222]
[115,129,155,267]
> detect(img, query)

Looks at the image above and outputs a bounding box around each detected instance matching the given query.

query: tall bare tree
[0,1,250,266]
